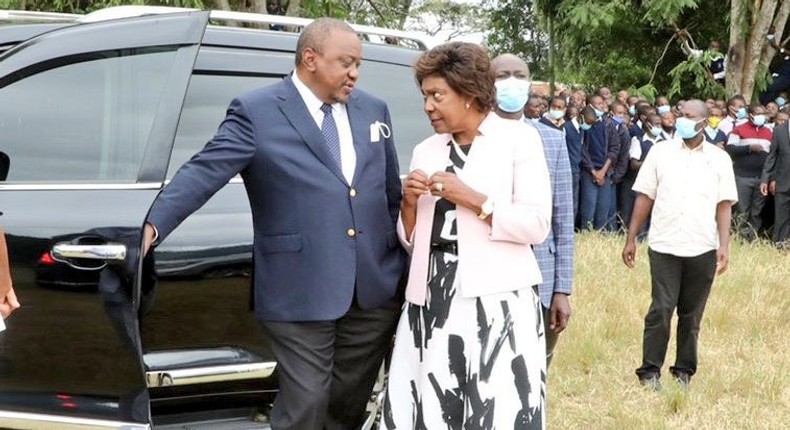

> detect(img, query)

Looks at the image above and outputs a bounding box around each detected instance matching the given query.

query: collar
[679,136,706,152]
[292,71,336,115]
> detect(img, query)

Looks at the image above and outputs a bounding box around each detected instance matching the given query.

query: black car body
[0,7,430,429]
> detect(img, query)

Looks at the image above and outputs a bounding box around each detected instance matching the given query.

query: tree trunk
[213,0,232,10]
[286,0,301,17]
[727,0,747,97]
[758,0,790,76]
[548,14,555,96]
[740,0,778,100]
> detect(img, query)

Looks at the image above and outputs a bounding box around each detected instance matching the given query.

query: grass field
[547,232,790,429]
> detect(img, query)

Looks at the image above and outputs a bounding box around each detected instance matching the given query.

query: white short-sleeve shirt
[632,137,737,257]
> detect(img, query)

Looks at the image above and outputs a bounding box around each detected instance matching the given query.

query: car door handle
[146,362,277,388]
[52,243,127,261]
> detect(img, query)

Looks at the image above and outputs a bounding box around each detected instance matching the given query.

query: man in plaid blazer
[491,53,575,368]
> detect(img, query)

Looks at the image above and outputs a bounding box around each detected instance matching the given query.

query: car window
[168,74,278,178]
[0,48,179,183]
[357,60,431,174]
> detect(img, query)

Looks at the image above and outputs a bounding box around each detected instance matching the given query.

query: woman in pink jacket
[381,42,552,429]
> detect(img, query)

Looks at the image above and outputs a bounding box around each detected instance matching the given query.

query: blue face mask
[593,108,605,118]
[736,107,747,119]
[549,109,565,120]
[650,126,663,137]
[495,77,531,113]
[628,105,636,116]
[776,97,787,107]
[751,114,766,127]
[657,105,671,115]
[675,117,705,140]
[580,122,593,131]
[612,115,625,125]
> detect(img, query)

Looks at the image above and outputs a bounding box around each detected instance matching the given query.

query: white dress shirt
[292,72,356,183]
[632,138,737,257]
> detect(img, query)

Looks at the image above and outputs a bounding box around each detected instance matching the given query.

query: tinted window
[357,60,431,174]
[0,49,179,183]
[169,74,278,177]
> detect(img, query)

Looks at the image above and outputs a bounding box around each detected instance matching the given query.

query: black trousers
[774,190,790,244]
[261,298,400,430]
[636,249,716,380]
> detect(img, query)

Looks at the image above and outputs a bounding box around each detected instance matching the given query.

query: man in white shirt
[622,100,737,390]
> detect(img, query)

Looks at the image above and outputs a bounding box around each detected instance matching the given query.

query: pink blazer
[398,113,552,305]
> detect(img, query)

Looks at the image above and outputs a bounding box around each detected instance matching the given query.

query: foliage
[666,51,728,100]
[484,0,548,79]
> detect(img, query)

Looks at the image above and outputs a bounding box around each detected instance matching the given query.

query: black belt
[430,242,458,255]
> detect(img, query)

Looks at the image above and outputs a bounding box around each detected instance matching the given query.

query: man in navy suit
[143,18,405,430]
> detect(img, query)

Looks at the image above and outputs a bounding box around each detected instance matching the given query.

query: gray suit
[763,122,790,243]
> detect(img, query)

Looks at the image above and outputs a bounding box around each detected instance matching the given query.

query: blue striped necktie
[320,103,342,167]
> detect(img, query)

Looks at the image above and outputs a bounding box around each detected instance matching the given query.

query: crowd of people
[523,86,790,246]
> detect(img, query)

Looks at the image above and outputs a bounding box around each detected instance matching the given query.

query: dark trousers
[579,170,613,231]
[541,304,560,369]
[774,190,790,244]
[572,172,581,229]
[261,299,399,430]
[734,176,766,240]
[636,249,717,380]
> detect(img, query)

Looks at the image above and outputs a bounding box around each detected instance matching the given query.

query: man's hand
[548,293,571,333]
[622,238,637,268]
[716,245,729,275]
[0,287,20,319]
[760,182,769,197]
[769,180,776,195]
[143,223,157,256]
[749,143,766,153]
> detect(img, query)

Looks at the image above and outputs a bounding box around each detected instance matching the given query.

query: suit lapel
[346,94,370,186]
[277,78,347,185]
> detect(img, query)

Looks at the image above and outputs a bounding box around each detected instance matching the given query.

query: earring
[465,102,470,110]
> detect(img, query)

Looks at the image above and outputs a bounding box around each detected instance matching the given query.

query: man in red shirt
[726,104,773,241]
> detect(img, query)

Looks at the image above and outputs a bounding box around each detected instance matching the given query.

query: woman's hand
[403,169,431,207]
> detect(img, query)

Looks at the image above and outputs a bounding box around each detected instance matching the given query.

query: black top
[430,141,471,250]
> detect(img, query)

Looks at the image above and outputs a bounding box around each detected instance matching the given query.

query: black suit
[763,122,790,243]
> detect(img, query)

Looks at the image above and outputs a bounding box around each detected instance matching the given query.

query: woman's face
[421,75,472,135]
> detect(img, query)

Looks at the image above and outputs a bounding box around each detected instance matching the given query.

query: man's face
[572,91,586,107]
[550,98,566,112]
[710,41,721,52]
[750,106,766,122]
[590,96,607,112]
[661,112,676,129]
[706,99,716,109]
[303,29,361,104]
[525,99,542,119]
[599,87,611,102]
[766,102,779,119]
[617,90,629,104]
[492,57,530,82]
[612,104,627,118]
[656,96,669,107]
[777,113,789,126]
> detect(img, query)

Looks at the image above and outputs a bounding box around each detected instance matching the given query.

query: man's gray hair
[295,18,356,67]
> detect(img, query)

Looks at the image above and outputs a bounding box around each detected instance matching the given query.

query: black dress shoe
[672,371,691,389]
[639,374,661,391]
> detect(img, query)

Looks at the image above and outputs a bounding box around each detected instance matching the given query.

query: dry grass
[547,232,790,430]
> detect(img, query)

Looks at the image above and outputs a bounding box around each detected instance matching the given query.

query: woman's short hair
[413,42,496,113]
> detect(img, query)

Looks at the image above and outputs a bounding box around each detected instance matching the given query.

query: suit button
[349,188,357,197]
[347,228,356,237]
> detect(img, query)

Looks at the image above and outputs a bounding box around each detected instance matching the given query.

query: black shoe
[639,375,661,391]
[672,372,691,389]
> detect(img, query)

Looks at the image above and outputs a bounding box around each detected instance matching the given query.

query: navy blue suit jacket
[147,77,405,321]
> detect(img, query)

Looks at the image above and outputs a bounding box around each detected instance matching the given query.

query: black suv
[0,7,430,429]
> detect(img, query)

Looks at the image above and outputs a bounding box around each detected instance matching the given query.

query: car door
[0,11,208,429]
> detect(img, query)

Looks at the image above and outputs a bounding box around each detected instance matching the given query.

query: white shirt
[718,116,747,136]
[292,72,356,183]
[629,134,662,161]
[632,137,737,257]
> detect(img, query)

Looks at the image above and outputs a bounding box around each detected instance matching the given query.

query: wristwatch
[478,198,494,220]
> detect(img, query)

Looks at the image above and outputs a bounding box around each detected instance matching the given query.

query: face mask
[751,114,766,127]
[675,117,705,140]
[628,105,636,116]
[650,126,663,137]
[736,107,747,119]
[777,97,787,107]
[612,115,624,125]
[495,77,531,113]
[580,122,593,131]
[708,116,722,129]
[550,109,565,120]
[593,108,605,118]
[657,105,671,115]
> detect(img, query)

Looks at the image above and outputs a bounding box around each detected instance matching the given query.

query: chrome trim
[146,362,277,388]
[0,183,162,191]
[52,243,127,262]
[0,410,150,430]
[0,10,82,22]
